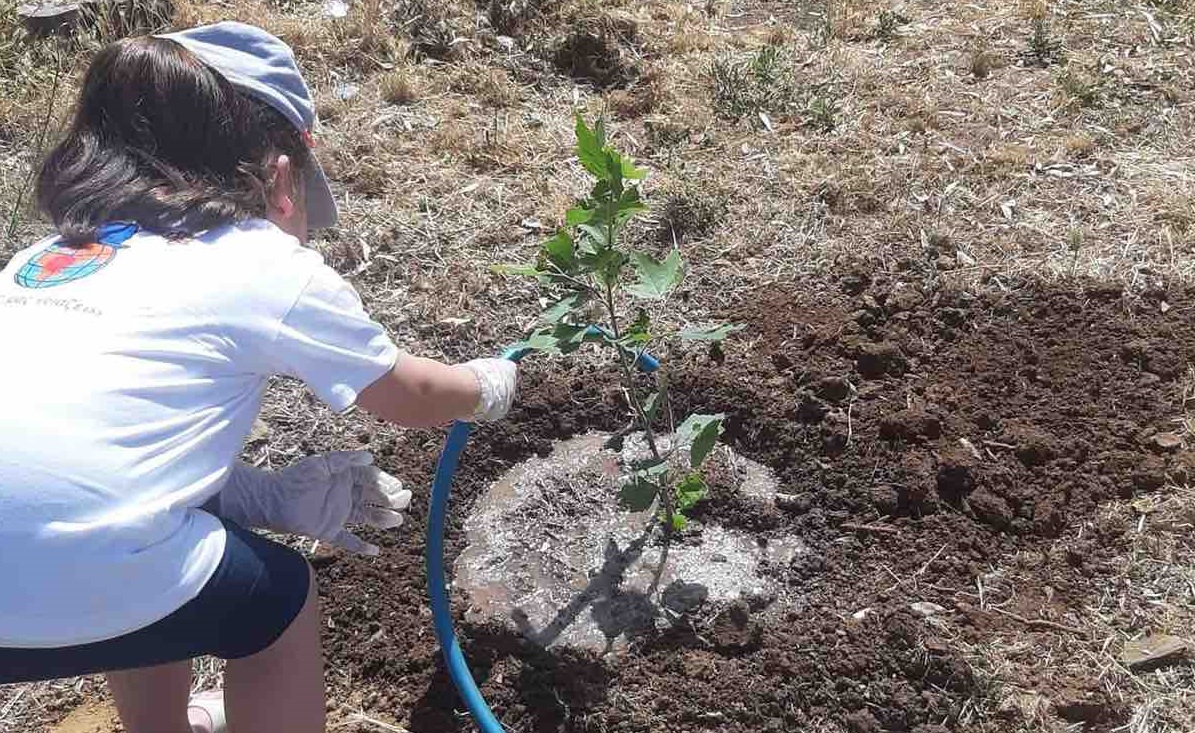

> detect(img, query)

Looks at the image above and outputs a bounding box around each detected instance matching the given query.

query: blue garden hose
[426,329,657,732]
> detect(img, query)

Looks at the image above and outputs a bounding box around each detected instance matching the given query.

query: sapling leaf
[542,231,577,272]
[551,323,601,354]
[675,473,709,513]
[539,292,588,324]
[678,323,746,342]
[619,477,660,511]
[676,413,726,468]
[566,206,595,226]
[583,249,627,288]
[604,150,624,189]
[508,329,565,354]
[578,222,610,249]
[671,514,689,531]
[627,249,683,300]
[575,114,609,178]
[620,155,648,181]
[633,456,670,476]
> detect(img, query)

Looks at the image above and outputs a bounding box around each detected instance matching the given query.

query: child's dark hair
[36,35,311,244]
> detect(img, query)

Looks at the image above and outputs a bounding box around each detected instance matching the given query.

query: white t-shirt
[0,220,399,648]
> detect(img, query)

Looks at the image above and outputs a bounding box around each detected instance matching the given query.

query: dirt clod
[1150,432,1184,453]
[880,408,942,442]
[855,341,908,379]
[814,375,852,402]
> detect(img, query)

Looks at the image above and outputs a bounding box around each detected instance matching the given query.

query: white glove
[463,358,518,422]
[210,452,412,556]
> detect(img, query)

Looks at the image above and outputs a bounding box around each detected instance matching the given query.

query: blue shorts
[0,518,311,684]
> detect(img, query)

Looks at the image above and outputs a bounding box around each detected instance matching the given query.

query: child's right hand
[356,354,518,428]
[462,358,517,422]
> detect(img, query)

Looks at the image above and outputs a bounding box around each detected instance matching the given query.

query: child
[0,22,517,733]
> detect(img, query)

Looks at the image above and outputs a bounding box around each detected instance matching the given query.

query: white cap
[159,22,338,229]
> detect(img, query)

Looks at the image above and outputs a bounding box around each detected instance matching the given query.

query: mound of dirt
[314,275,1194,732]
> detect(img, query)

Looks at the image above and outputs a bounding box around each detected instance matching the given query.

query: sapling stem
[602,279,677,532]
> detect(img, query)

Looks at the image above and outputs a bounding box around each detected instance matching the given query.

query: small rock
[247,418,271,444]
[851,607,872,621]
[494,34,517,52]
[774,492,812,513]
[911,601,947,617]
[1120,634,1190,671]
[968,489,1012,529]
[1150,432,1184,454]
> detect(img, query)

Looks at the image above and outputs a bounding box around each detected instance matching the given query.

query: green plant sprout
[497,115,741,532]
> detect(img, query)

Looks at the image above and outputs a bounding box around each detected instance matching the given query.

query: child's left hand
[211,452,412,556]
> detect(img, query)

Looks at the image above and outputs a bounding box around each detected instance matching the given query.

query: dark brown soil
[316,274,1195,733]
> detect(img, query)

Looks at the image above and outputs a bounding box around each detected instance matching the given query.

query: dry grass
[1,0,1195,730]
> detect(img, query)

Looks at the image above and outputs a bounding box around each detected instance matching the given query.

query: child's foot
[187,690,226,733]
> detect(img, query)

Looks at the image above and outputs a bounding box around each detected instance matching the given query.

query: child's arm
[356,356,516,428]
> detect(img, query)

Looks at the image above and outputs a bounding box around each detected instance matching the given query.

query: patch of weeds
[708,53,755,120]
[709,44,793,122]
[968,39,1002,80]
[381,69,420,105]
[1063,132,1095,158]
[655,180,729,244]
[449,64,520,107]
[806,93,839,132]
[553,13,639,89]
[644,117,694,160]
[1057,64,1103,108]
[709,44,841,131]
[1020,17,1065,67]
[432,115,521,172]
[874,10,910,43]
[1146,0,1184,13]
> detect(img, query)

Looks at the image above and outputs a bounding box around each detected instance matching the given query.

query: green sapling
[497,114,741,532]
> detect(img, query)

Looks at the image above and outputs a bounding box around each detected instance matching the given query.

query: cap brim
[304,155,338,230]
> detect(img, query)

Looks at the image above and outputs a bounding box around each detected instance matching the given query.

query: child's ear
[267,154,297,217]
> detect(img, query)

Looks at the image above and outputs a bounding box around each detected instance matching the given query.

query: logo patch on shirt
[14,223,138,290]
